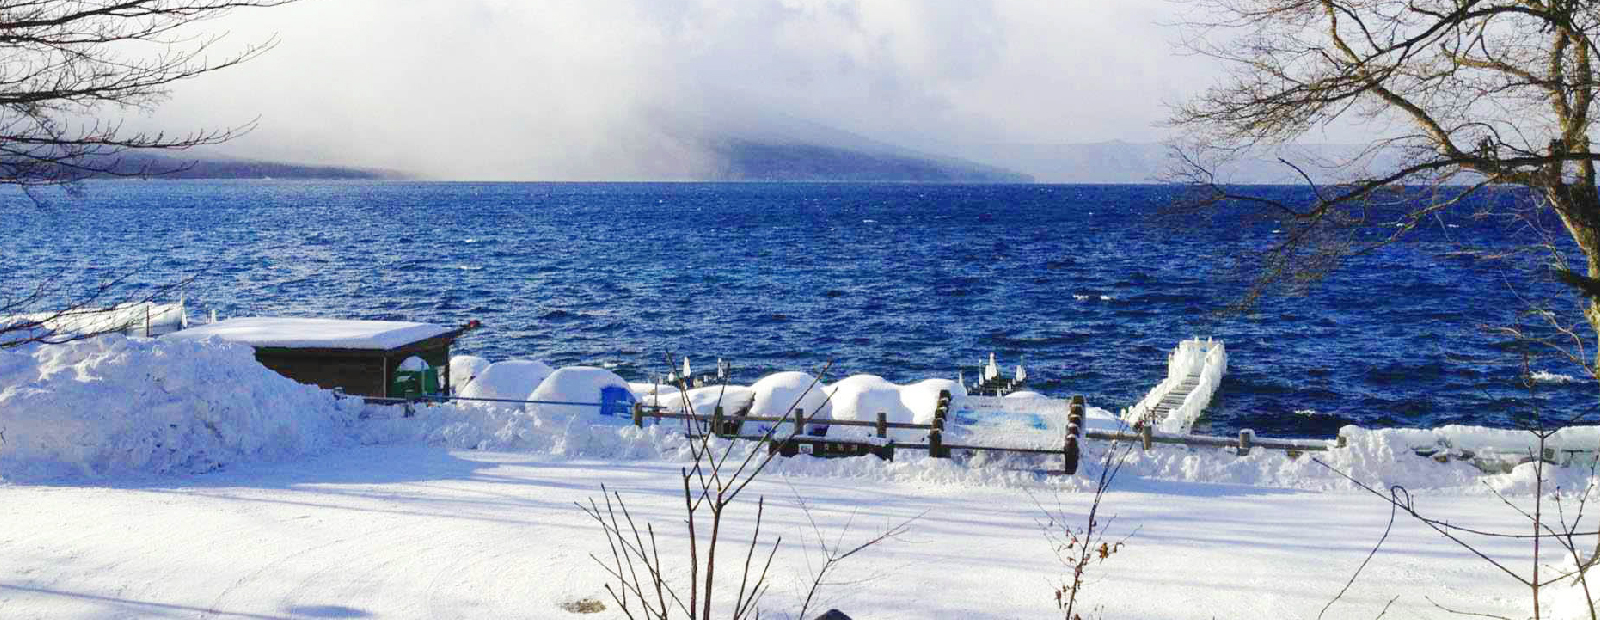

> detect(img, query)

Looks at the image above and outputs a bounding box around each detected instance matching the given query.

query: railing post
[1238,429,1254,456]
[794,407,807,436]
[712,406,724,436]
[632,402,644,428]
[1063,395,1085,475]
[876,412,888,439]
[930,391,950,458]
[1139,423,1153,451]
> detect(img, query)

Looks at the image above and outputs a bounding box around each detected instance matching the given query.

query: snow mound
[0,336,363,482]
[746,371,832,436]
[900,378,966,424]
[527,366,634,418]
[827,375,918,441]
[628,382,677,400]
[458,359,553,401]
[447,355,491,394]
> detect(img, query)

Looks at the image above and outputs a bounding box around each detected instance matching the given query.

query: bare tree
[0,0,298,186]
[0,0,300,346]
[1169,0,1600,366]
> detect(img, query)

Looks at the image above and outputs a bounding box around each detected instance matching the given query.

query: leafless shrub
[580,357,910,619]
[1035,436,1139,620]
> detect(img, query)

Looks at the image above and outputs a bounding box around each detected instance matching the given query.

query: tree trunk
[1549,191,1600,565]
[1545,190,1600,372]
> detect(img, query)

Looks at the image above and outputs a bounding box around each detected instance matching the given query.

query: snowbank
[457,359,553,401]
[6,336,1598,499]
[1,301,188,346]
[0,336,364,482]
[900,378,967,424]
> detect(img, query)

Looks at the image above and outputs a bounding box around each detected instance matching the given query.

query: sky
[136,0,1232,180]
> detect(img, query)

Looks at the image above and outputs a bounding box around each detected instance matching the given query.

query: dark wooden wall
[255,350,388,397]
[254,343,454,398]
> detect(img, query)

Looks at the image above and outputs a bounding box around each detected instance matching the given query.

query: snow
[447,354,491,393]
[746,371,834,435]
[0,336,362,482]
[826,374,917,441]
[1552,562,1600,619]
[1,301,188,345]
[165,316,452,350]
[456,359,553,401]
[525,366,634,417]
[0,337,1595,618]
[0,443,1561,619]
[658,384,756,416]
[397,356,429,371]
[900,378,966,423]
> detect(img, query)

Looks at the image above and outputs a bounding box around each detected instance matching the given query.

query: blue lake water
[2,180,1589,437]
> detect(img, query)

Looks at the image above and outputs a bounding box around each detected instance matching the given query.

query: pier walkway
[1123,337,1228,434]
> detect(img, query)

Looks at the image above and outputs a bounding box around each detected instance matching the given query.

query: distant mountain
[79,152,407,181]
[645,103,1032,182]
[957,141,1414,185]
[706,138,1031,182]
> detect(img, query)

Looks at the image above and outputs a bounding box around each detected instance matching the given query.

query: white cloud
[133,0,1222,179]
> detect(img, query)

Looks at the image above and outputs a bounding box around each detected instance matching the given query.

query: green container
[391,368,440,398]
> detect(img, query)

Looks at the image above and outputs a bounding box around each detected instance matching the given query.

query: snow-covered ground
[1,336,1595,618]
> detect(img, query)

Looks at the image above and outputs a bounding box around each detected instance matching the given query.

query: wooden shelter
[166,317,481,398]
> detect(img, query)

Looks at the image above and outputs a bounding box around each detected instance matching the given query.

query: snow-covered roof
[167,317,453,350]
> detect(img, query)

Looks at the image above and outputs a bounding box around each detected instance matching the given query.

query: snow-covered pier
[1122,337,1227,434]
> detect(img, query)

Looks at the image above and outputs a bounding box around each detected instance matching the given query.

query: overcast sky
[139,0,1240,180]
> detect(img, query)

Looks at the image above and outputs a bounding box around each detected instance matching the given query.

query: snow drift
[457,359,553,401]
[0,336,363,482]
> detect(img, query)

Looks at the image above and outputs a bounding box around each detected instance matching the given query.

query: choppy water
[3,180,1590,436]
